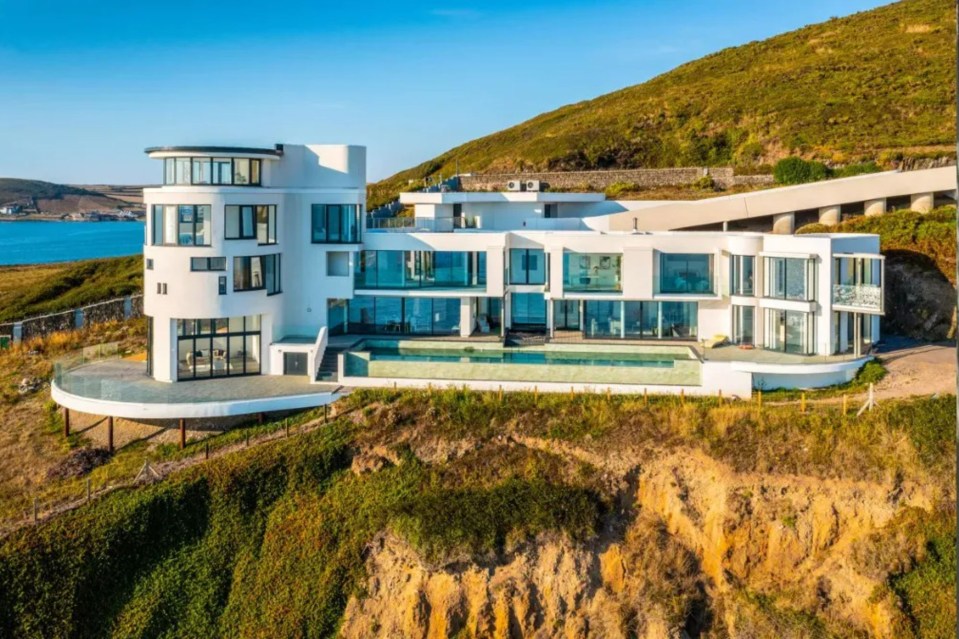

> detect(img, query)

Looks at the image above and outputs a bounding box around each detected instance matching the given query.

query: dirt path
[873,338,955,399]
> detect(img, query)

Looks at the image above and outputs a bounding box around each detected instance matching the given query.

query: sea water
[0,221,145,265]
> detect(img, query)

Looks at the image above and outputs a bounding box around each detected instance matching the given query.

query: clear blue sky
[0,0,889,185]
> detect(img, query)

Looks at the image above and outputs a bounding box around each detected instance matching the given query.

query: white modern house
[52,142,909,422]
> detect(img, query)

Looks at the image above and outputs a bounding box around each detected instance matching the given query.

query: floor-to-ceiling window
[355,251,486,289]
[563,253,622,292]
[510,293,547,329]
[584,300,622,338]
[509,249,546,285]
[328,299,348,336]
[474,298,502,334]
[176,316,261,380]
[764,309,815,354]
[659,253,713,294]
[581,301,698,340]
[764,257,816,301]
[832,311,874,356]
[345,296,461,335]
[732,305,754,345]
[553,300,580,330]
[730,255,755,296]
[151,205,211,246]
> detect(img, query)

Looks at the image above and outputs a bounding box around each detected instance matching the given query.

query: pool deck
[52,359,341,419]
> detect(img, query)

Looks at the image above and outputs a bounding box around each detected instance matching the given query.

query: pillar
[62,407,70,437]
[864,198,886,217]
[107,416,114,454]
[179,418,186,450]
[910,192,934,213]
[818,205,841,225]
[772,212,795,234]
[459,297,473,338]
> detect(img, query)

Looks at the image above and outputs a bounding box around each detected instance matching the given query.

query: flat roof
[144,144,284,157]
[400,191,607,204]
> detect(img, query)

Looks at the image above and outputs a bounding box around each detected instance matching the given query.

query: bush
[773,157,831,185]
[833,161,882,178]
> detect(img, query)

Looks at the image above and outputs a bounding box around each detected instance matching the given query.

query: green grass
[759,358,887,399]
[0,256,142,322]
[368,0,955,207]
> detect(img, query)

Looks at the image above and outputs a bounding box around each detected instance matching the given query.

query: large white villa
[50,143,956,421]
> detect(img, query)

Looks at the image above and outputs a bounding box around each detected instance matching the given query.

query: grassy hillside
[0,256,143,323]
[0,179,132,214]
[369,0,955,207]
[0,389,953,637]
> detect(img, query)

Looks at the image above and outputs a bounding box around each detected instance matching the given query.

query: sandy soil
[874,337,956,399]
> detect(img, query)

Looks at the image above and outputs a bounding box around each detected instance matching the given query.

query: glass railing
[832,284,882,310]
[365,217,475,232]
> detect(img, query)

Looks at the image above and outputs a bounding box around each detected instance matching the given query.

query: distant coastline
[0,220,145,266]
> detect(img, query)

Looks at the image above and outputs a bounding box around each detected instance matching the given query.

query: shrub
[773,157,831,185]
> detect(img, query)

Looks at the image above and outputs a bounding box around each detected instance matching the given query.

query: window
[233,254,281,294]
[553,299,580,331]
[355,250,485,289]
[224,205,276,243]
[191,257,226,271]
[218,276,227,295]
[311,204,361,243]
[764,308,815,354]
[510,293,547,328]
[732,305,754,345]
[161,157,262,186]
[730,255,755,296]
[659,253,713,294]
[346,296,461,335]
[563,252,622,292]
[581,301,698,340]
[763,257,816,301]
[176,315,261,380]
[832,256,882,310]
[327,251,350,276]
[151,205,211,246]
[509,249,546,285]
[145,258,154,270]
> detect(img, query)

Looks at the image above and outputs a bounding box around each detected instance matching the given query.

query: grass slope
[0,256,143,323]
[0,389,953,637]
[369,0,956,207]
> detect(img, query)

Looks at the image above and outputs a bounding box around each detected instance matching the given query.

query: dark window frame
[175,315,262,380]
[311,203,362,244]
[190,256,227,272]
[162,157,262,187]
[225,204,276,244]
[233,254,281,295]
[150,204,211,247]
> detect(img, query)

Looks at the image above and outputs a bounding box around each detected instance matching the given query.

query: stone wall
[0,294,143,343]
[458,167,774,192]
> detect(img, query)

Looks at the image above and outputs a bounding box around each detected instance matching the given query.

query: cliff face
[340,442,937,639]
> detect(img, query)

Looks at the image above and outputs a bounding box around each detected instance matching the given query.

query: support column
[179,418,186,450]
[459,297,473,338]
[818,205,841,225]
[864,198,886,217]
[910,192,934,213]
[107,416,114,454]
[62,407,70,437]
[772,212,795,235]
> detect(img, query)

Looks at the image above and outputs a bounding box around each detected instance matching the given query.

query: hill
[798,206,956,339]
[369,0,956,207]
[0,256,143,323]
[0,179,135,215]
[0,389,953,637]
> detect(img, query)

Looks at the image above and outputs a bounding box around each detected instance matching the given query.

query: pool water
[364,346,678,368]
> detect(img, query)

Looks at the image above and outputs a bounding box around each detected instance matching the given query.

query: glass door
[510,293,547,331]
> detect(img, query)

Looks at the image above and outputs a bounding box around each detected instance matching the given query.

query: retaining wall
[0,294,143,343]
[459,167,774,191]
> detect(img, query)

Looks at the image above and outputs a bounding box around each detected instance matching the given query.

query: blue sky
[0,0,889,185]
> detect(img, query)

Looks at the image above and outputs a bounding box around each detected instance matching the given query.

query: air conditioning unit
[506,179,523,192]
[525,179,542,192]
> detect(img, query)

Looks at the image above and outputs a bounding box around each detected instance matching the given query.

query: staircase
[316,345,347,382]
[505,330,548,348]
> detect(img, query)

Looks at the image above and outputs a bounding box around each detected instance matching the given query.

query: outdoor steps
[505,331,548,348]
[316,346,347,382]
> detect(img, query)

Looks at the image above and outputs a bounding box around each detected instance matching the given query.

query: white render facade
[138,143,884,398]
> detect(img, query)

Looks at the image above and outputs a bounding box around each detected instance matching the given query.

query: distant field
[0,256,142,323]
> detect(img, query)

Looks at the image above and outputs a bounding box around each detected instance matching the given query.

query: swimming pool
[342,339,701,386]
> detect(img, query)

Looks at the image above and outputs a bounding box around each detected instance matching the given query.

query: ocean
[0,221,145,266]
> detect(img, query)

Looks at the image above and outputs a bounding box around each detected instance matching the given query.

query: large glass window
[764,309,815,354]
[732,305,754,345]
[346,296,461,335]
[730,255,755,296]
[312,204,361,243]
[659,253,713,294]
[510,293,547,328]
[509,249,546,285]
[474,298,502,334]
[764,257,816,301]
[553,300,580,331]
[355,251,485,289]
[233,254,281,294]
[832,256,882,310]
[225,205,277,244]
[151,204,211,246]
[176,315,261,380]
[581,301,697,340]
[161,157,261,186]
[563,253,622,292]
[190,257,226,271]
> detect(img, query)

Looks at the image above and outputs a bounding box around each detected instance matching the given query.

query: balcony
[832,283,882,312]
[366,217,475,233]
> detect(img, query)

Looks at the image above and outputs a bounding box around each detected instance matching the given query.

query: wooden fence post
[107,416,114,454]
[179,418,186,450]
[62,407,70,437]
[757,390,762,413]
[801,392,806,414]
[643,388,648,407]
